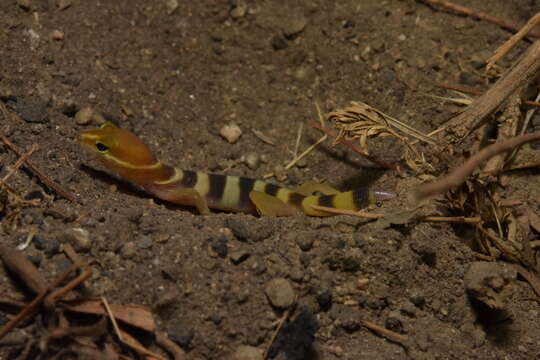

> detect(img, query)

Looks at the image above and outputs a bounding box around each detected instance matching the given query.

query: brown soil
[1,0,540,359]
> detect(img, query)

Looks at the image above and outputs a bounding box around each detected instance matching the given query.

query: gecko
[78,122,394,216]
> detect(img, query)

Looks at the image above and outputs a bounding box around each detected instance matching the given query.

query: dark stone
[409,295,426,308]
[385,311,404,333]
[295,233,314,251]
[229,250,250,264]
[226,218,250,241]
[399,301,417,317]
[33,234,47,250]
[271,34,288,50]
[289,267,304,283]
[24,191,44,201]
[210,234,228,258]
[225,218,271,242]
[328,304,345,321]
[339,308,361,332]
[168,322,195,349]
[411,242,437,267]
[6,98,48,123]
[209,313,222,325]
[267,308,319,359]
[316,289,332,311]
[36,236,61,257]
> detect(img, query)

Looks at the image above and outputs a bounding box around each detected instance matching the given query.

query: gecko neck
[113,160,176,187]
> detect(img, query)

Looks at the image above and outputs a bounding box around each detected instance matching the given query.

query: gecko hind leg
[249,191,298,216]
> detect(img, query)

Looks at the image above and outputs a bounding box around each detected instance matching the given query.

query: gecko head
[78,122,159,170]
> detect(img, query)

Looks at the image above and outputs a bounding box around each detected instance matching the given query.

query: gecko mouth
[373,190,396,201]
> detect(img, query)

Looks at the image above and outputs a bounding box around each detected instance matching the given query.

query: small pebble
[209,312,222,325]
[271,34,288,50]
[232,345,264,360]
[385,311,404,333]
[7,98,48,123]
[220,123,242,143]
[17,0,31,10]
[230,1,247,19]
[75,106,94,125]
[50,30,64,40]
[137,235,153,249]
[338,307,361,332]
[250,260,266,275]
[166,0,179,14]
[243,152,260,170]
[167,322,195,348]
[316,288,332,310]
[399,301,417,317]
[409,295,425,308]
[265,278,295,308]
[295,232,314,251]
[46,238,61,256]
[121,241,137,258]
[226,217,268,242]
[61,228,92,253]
[230,250,250,264]
[210,234,228,258]
[24,191,44,201]
[282,16,307,38]
[56,0,72,10]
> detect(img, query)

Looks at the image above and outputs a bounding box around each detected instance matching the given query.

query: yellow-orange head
[78,122,163,184]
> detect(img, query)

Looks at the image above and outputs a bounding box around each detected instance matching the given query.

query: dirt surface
[1,0,540,359]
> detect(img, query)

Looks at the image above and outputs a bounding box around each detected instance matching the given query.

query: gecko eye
[95,142,109,152]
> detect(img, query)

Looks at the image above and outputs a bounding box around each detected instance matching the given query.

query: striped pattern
[78,122,379,216]
[151,167,374,215]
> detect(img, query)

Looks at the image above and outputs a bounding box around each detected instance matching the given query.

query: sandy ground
[1,0,540,359]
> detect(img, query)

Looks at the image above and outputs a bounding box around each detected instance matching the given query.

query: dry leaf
[64,298,155,332]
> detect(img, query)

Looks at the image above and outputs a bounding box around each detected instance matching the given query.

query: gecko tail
[300,188,395,216]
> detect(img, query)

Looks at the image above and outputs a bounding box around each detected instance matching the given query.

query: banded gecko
[78,122,393,216]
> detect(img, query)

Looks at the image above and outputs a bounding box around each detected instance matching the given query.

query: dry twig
[414,131,540,201]
[0,245,48,295]
[264,302,296,359]
[310,205,384,219]
[487,12,540,70]
[156,331,186,360]
[0,261,86,340]
[360,319,408,345]
[0,144,39,185]
[0,133,77,201]
[434,82,540,109]
[445,40,540,140]
[418,0,540,38]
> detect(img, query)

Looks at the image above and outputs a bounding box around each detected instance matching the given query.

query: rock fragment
[220,123,242,143]
[265,278,295,308]
[464,261,516,310]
